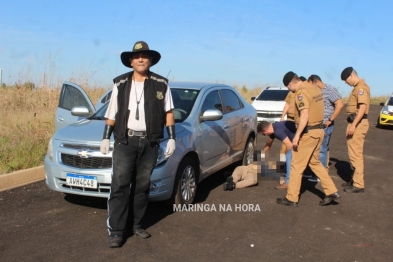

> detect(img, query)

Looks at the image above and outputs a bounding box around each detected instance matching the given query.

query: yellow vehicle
[377,95,393,127]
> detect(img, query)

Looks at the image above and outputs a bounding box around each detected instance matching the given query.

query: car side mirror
[380,102,385,106]
[251,97,256,101]
[199,109,223,122]
[71,106,91,116]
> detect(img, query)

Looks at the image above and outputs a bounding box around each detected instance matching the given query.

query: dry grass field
[0,78,110,174]
[0,80,389,174]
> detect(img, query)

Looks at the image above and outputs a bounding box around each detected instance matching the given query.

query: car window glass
[59,84,93,112]
[92,102,109,117]
[172,88,199,122]
[387,97,393,106]
[220,89,241,113]
[100,91,112,103]
[201,90,223,113]
[256,89,288,101]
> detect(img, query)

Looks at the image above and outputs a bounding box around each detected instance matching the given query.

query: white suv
[251,86,289,123]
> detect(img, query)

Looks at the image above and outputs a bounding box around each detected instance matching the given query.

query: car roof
[170,81,231,91]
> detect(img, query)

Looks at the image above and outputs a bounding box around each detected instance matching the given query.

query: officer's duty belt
[347,113,368,123]
[307,123,323,130]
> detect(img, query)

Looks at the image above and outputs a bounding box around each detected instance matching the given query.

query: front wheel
[172,157,198,206]
[242,137,255,166]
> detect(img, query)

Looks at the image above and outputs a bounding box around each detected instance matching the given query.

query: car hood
[251,100,285,111]
[53,119,185,143]
[383,105,393,112]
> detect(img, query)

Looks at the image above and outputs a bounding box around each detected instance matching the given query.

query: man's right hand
[100,139,110,154]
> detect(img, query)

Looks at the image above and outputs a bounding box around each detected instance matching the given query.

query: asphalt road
[1,105,392,262]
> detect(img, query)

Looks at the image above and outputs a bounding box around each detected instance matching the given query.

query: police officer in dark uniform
[276,72,340,207]
[340,67,370,193]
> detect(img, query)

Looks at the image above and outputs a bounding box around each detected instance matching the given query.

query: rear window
[256,89,288,101]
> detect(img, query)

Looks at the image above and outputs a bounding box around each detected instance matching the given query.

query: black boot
[223,177,235,191]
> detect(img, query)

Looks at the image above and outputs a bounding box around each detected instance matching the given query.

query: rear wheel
[172,157,198,206]
[242,137,255,166]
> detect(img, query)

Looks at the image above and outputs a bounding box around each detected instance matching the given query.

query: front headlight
[156,143,168,166]
[47,139,53,162]
[382,110,389,115]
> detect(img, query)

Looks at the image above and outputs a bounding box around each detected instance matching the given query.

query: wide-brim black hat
[120,41,161,68]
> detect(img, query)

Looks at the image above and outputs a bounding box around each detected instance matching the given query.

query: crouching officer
[276,72,340,207]
[340,67,370,193]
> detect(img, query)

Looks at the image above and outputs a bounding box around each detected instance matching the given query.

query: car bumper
[44,155,176,202]
[379,114,393,126]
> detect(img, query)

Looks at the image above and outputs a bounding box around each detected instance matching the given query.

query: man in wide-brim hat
[120,41,161,68]
[100,41,176,248]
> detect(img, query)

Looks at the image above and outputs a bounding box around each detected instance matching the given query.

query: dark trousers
[107,136,158,236]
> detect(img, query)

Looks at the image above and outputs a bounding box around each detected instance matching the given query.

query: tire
[376,117,381,128]
[172,157,198,206]
[242,137,255,166]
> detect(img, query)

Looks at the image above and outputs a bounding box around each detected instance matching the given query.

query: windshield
[256,89,289,101]
[88,88,200,123]
[387,97,393,106]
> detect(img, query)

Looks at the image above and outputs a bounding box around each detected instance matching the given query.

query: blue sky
[1,0,392,96]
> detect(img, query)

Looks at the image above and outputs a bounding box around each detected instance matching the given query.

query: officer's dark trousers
[107,136,158,236]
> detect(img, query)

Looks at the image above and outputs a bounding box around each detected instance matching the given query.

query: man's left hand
[165,139,176,157]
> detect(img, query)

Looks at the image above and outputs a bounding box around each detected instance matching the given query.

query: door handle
[223,123,229,129]
[57,117,64,121]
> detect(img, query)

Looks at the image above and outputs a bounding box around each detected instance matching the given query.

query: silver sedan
[45,81,257,205]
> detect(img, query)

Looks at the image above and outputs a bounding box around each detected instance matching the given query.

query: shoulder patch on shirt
[297,93,303,101]
[156,91,164,100]
[298,102,304,107]
[358,89,364,95]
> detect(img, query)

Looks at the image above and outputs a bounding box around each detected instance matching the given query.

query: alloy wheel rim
[181,165,196,202]
[246,141,254,165]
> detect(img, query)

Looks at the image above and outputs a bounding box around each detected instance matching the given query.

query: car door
[55,81,96,131]
[198,90,229,169]
[219,89,245,156]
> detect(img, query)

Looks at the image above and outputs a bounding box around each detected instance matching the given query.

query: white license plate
[66,173,97,189]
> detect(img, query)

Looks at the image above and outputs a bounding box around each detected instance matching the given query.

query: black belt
[347,113,368,123]
[307,124,323,130]
[127,129,147,137]
[287,116,294,120]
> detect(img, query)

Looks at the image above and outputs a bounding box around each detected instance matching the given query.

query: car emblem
[77,149,92,158]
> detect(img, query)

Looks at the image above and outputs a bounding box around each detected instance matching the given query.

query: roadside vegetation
[0,80,389,174]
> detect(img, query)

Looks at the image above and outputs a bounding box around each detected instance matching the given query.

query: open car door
[55,81,96,131]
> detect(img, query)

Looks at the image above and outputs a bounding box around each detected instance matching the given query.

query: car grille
[61,153,112,169]
[56,178,110,195]
[257,112,282,118]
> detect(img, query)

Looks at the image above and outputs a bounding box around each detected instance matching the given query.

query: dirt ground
[1,104,392,262]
